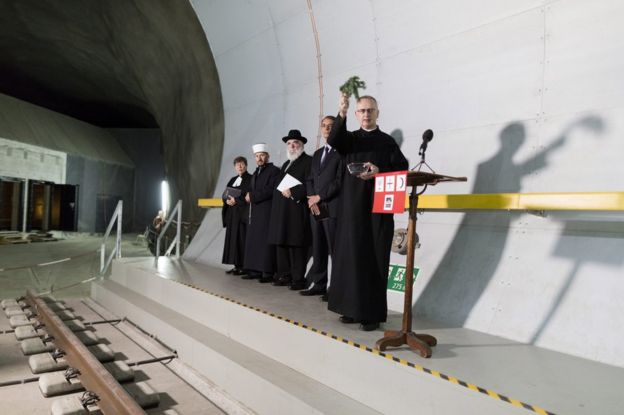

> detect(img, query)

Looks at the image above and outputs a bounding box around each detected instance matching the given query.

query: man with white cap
[242,143,281,280]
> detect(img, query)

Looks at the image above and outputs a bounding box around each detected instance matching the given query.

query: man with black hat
[242,143,281,281]
[265,130,313,290]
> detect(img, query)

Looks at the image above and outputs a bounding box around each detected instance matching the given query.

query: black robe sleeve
[327,114,355,155]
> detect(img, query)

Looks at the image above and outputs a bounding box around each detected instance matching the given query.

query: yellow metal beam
[199,192,624,211]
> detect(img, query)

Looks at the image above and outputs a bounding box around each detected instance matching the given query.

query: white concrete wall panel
[542,0,624,117]
[188,1,624,367]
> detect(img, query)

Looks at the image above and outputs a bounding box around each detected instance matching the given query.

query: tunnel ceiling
[0,0,157,128]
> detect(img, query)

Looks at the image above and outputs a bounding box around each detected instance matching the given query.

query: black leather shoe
[360,322,380,331]
[300,286,326,296]
[272,277,291,286]
[339,316,357,324]
[241,273,260,280]
[225,267,236,274]
[289,281,306,291]
[258,275,273,283]
[232,268,247,276]
[320,293,328,302]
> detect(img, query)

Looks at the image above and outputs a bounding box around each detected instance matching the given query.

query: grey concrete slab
[50,396,89,415]
[124,382,160,409]
[14,325,46,340]
[20,337,55,355]
[39,371,83,397]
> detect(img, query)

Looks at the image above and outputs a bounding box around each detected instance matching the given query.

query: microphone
[418,129,434,156]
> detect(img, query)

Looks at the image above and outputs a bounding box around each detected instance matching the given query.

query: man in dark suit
[266,130,313,290]
[301,116,343,297]
[242,144,281,280]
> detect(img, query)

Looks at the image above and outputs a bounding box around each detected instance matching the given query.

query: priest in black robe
[221,156,252,275]
[242,144,281,280]
[266,130,313,290]
[327,94,408,331]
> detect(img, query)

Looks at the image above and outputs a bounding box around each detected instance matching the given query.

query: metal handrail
[100,200,123,275]
[155,200,182,261]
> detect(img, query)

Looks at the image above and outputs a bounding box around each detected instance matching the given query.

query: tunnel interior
[0,0,224,231]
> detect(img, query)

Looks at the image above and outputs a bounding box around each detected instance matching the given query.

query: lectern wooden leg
[375,331,405,350]
[413,333,437,347]
[376,330,434,358]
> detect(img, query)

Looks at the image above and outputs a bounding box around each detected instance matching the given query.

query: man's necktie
[320,146,329,165]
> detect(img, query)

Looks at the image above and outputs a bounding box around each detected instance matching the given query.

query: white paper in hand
[277,173,302,191]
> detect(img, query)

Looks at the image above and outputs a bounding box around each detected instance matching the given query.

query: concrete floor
[0,233,151,299]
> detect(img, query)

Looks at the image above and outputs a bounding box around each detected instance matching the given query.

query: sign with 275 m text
[387,264,420,292]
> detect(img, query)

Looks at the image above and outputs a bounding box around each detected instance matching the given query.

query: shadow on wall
[530,216,622,344]
[390,129,404,148]
[413,116,604,328]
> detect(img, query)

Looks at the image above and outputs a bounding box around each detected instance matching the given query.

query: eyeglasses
[356,108,377,114]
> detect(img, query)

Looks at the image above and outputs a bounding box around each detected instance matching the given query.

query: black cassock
[221,172,252,268]
[327,116,408,323]
[244,162,281,274]
[267,153,313,247]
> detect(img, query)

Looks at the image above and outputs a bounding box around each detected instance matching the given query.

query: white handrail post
[100,243,106,274]
[116,201,123,259]
[176,200,182,258]
[155,199,182,263]
[100,200,123,275]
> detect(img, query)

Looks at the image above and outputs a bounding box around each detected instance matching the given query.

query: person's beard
[287,147,304,161]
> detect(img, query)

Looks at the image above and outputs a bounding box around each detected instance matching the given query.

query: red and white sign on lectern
[373,171,408,214]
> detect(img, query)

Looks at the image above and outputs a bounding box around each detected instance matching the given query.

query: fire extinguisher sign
[372,171,408,214]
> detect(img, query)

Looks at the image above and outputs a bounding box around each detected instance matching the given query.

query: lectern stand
[375,171,466,357]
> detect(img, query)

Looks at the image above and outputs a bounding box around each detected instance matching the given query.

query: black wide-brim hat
[282,129,307,144]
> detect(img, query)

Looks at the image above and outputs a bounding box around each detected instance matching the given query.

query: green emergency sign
[387,264,420,292]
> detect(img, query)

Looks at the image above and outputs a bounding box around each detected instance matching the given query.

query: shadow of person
[390,128,404,148]
[412,117,603,327]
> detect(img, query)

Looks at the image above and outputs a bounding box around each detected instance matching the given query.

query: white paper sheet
[276,173,302,191]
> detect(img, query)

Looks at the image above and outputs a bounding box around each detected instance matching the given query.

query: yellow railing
[199,192,624,211]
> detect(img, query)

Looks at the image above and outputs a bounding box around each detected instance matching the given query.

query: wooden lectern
[375,171,467,357]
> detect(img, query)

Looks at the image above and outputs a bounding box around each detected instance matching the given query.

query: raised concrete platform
[92,257,624,415]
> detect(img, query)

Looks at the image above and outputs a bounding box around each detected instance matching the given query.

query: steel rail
[25,290,145,415]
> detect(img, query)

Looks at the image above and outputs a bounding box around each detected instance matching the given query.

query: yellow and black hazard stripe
[177,280,556,415]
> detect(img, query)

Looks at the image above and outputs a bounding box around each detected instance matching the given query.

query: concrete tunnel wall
[185,0,624,368]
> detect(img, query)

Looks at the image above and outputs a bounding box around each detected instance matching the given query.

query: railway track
[0,292,228,415]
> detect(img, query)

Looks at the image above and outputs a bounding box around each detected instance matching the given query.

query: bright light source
[161,180,170,217]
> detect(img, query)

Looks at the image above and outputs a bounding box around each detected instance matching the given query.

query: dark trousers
[305,217,336,289]
[276,245,307,283]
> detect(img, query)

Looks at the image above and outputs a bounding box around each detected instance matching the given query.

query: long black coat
[243,163,281,273]
[221,172,252,267]
[268,153,312,247]
[327,117,408,323]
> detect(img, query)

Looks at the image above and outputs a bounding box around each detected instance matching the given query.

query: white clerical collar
[232,176,243,187]
[324,143,332,151]
[362,126,378,132]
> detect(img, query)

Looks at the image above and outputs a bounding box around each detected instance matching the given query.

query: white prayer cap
[252,143,269,154]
